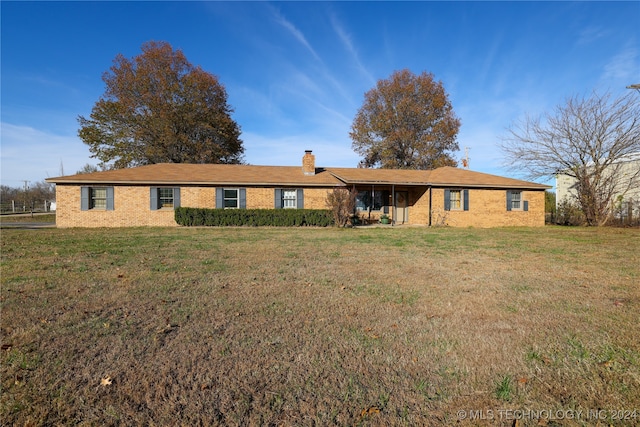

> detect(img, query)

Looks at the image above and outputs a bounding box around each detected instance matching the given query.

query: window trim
[91,187,108,210]
[216,188,246,209]
[275,188,304,209]
[159,187,175,209]
[449,189,462,210]
[506,190,528,211]
[150,187,181,211]
[224,188,239,209]
[282,189,297,209]
[81,186,114,211]
[444,189,469,211]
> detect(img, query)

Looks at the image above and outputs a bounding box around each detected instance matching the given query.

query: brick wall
[56,185,195,227]
[300,188,332,209]
[245,188,331,209]
[55,184,545,228]
[408,187,430,225]
[55,185,335,227]
[430,188,545,227]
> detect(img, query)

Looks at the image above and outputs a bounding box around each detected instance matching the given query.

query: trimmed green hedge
[175,207,334,227]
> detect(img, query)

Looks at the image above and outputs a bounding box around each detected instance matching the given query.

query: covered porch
[350,184,429,226]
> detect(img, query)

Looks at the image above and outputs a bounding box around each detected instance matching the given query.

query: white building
[556,153,640,222]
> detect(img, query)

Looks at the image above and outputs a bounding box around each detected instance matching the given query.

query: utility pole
[21,180,30,212]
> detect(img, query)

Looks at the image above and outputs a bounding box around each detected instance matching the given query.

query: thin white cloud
[284,69,325,98]
[231,68,350,131]
[242,131,359,168]
[577,26,609,45]
[0,122,92,185]
[269,6,321,62]
[272,72,352,126]
[602,45,638,81]
[267,6,362,107]
[330,14,376,86]
[477,33,503,90]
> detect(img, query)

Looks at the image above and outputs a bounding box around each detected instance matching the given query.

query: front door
[395,191,409,224]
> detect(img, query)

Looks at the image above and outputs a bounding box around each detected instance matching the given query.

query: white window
[150,187,180,210]
[217,188,245,209]
[444,189,468,211]
[81,186,114,211]
[282,190,297,209]
[159,188,175,208]
[509,191,522,210]
[449,190,462,210]
[91,188,107,210]
[224,189,239,208]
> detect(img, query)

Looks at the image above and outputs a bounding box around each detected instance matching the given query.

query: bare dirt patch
[1,226,639,425]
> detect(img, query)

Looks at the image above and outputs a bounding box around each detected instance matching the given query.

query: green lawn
[1,226,638,426]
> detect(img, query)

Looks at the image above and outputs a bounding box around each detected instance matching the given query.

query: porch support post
[370,185,374,221]
[392,184,395,226]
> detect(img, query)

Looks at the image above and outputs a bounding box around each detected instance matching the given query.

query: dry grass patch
[1,226,639,426]
[0,213,55,224]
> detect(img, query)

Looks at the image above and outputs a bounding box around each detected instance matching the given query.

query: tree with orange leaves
[350,69,460,169]
[78,41,244,169]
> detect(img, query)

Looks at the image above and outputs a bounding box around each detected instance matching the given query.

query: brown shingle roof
[47,163,343,187]
[328,166,549,189]
[327,168,431,185]
[47,163,550,189]
[426,167,550,189]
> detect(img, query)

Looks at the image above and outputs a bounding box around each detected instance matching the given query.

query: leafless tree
[501,90,640,226]
[0,181,55,213]
[76,163,101,174]
[326,187,357,227]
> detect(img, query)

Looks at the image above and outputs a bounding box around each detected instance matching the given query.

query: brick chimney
[302,150,315,175]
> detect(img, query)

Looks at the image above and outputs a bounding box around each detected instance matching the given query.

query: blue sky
[2,1,638,188]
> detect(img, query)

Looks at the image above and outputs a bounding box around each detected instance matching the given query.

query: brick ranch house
[46,150,550,228]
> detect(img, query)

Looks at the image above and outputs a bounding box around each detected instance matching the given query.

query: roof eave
[47,179,344,187]
[436,183,551,190]
[324,176,550,189]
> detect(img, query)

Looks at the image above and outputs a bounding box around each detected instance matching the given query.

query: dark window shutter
[274,189,282,209]
[81,187,89,211]
[506,191,512,211]
[444,189,451,211]
[239,188,246,209]
[174,188,181,208]
[106,187,114,211]
[523,200,529,211]
[216,188,223,209]
[297,189,304,209]
[463,189,469,211]
[150,187,158,210]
